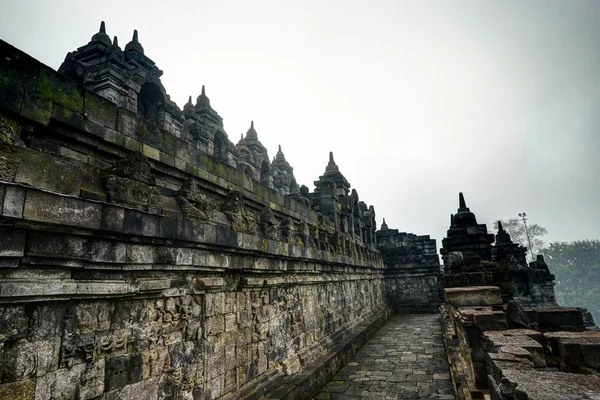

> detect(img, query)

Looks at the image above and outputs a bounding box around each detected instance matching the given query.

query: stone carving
[280,218,297,244]
[102,152,161,213]
[309,225,320,249]
[299,185,311,206]
[72,334,129,364]
[176,178,217,221]
[220,190,257,234]
[105,152,155,185]
[103,175,161,212]
[270,145,298,195]
[297,222,311,247]
[234,122,271,187]
[84,337,128,362]
[78,359,105,400]
[259,206,279,240]
[0,340,38,380]
[142,347,169,379]
[149,297,194,328]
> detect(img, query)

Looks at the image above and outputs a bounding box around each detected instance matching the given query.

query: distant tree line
[494,218,600,324]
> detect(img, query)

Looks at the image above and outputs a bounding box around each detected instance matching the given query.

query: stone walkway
[315,314,455,400]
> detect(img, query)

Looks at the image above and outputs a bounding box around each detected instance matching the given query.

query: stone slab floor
[315,314,456,400]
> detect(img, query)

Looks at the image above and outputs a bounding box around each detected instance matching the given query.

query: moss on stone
[215,162,225,178]
[84,91,117,129]
[103,129,124,146]
[14,148,82,196]
[124,137,143,152]
[163,133,173,153]
[142,144,160,161]
[199,154,213,173]
[37,67,83,112]
[186,163,198,176]
[136,120,149,142]
[21,91,52,125]
[0,379,36,400]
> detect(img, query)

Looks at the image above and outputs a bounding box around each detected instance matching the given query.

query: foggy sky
[1,0,599,247]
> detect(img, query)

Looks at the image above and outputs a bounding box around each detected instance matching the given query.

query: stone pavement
[315,314,455,400]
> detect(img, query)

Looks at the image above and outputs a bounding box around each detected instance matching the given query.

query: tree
[493,218,548,260]
[543,240,600,324]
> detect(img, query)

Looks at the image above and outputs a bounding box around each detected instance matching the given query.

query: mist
[1,0,599,245]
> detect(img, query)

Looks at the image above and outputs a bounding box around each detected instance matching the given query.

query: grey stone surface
[316,314,455,399]
[1,23,593,400]
[23,190,102,229]
[2,185,25,218]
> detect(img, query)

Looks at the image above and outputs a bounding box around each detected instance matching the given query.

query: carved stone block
[79,359,105,400]
[102,175,161,213]
[34,363,86,400]
[0,379,35,400]
[1,339,60,381]
[220,191,256,234]
[177,178,217,222]
[105,152,155,185]
[0,305,28,341]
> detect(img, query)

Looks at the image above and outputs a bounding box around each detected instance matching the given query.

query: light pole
[518,212,534,262]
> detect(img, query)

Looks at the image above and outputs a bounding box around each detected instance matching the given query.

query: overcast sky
[1,0,599,247]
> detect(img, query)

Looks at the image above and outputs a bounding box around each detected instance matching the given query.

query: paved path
[315,314,455,400]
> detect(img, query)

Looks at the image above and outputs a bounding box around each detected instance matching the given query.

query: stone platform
[315,314,455,399]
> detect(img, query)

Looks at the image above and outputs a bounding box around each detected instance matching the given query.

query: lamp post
[518,212,534,262]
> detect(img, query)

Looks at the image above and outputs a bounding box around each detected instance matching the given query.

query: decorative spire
[196,85,210,106]
[246,120,258,140]
[91,20,112,46]
[381,218,389,230]
[495,220,513,244]
[453,192,477,226]
[125,29,144,54]
[459,192,467,209]
[325,151,339,174]
[108,35,123,55]
[450,214,455,226]
[184,95,193,111]
[275,144,286,161]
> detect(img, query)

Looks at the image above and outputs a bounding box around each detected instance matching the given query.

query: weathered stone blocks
[0,379,35,400]
[444,286,502,307]
[0,32,443,400]
[2,185,25,218]
[23,190,102,229]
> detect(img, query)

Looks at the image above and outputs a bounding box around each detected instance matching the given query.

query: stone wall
[0,163,390,400]
[0,34,443,400]
[377,228,442,313]
[438,194,600,400]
